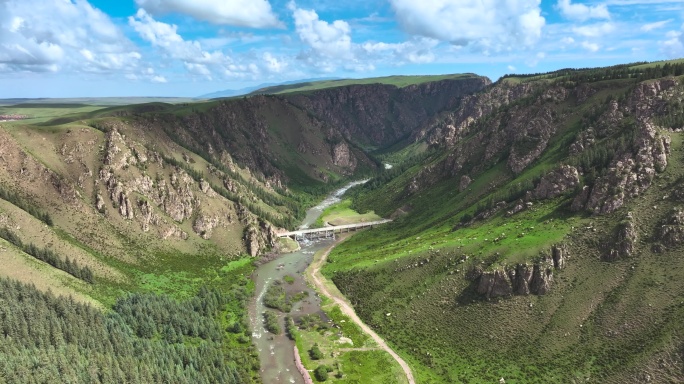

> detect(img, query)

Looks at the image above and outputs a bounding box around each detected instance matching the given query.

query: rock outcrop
[474,245,566,299]
[656,208,684,247]
[477,269,513,298]
[331,141,355,170]
[533,165,580,200]
[244,219,278,257]
[573,80,676,215]
[458,175,472,192]
[605,214,638,261]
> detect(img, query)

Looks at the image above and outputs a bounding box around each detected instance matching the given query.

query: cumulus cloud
[556,0,610,22]
[361,38,439,64]
[388,0,545,50]
[288,2,436,72]
[130,9,224,65]
[130,9,289,80]
[135,0,281,28]
[290,3,353,60]
[0,0,140,73]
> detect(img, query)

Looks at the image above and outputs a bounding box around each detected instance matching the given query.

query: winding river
[248,180,367,384]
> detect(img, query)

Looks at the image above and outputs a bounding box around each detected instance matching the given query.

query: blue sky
[1,0,683,98]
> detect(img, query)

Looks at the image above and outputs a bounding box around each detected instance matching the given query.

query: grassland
[314,199,382,227]
[318,68,684,382]
[250,74,478,95]
[0,97,199,107]
[289,240,408,383]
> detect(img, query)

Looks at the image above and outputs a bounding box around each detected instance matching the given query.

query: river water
[249,180,367,383]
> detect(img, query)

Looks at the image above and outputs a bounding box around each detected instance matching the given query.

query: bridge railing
[278,219,392,240]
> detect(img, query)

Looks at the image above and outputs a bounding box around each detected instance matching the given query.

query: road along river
[248,181,368,384]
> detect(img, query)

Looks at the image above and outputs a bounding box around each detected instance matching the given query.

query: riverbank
[302,235,415,384]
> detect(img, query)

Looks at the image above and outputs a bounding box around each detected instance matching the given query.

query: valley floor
[306,235,414,384]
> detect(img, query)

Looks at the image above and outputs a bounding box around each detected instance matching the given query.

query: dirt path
[307,237,416,384]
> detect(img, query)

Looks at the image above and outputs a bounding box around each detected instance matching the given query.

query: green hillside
[249,74,480,95]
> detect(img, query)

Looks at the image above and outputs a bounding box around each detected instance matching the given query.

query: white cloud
[361,38,439,64]
[151,75,167,83]
[572,22,616,37]
[641,19,672,32]
[661,25,684,57]
[556,0,610,22]
[290,3,353,60]
[130,9,292,81]
[262,52,287,73]
[507,65,516,71]
[0,0,140,73]
[135,0,281,28]
[388,0,545,50]
[129,8,232,77]
[581,41,600,52]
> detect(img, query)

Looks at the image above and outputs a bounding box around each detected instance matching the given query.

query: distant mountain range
[198,78,340,99]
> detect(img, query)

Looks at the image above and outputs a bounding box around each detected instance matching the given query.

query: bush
[314,365,329,381]
[309,343,324,360]
[263,311,281,334]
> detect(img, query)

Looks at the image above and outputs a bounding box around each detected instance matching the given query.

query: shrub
[314,365,329,381]
[309,343,324,360]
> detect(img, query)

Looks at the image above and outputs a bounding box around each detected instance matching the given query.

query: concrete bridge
[279,219,392,241]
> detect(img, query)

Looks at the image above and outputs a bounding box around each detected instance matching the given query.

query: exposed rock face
[533,165,580,200]
[571,80,676,215]
[583,121,670,215]
[244,219,278,257]
[95,194,105,212]
[508,264,533,295]
[551,244,568,269]
[289,77,490,146]
[477,269,513,299]
[569,128,595,155]
[656,208,684,247]
[529,262,554,295]
[193,210,222,240]
[474,245,566,299]
[575,84,597,104]
[605,215,638,261]
[458,175,472,192]
[507,106,557,174]
[331,141,355,169]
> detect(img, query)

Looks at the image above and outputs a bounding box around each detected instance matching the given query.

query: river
[248,180,367,383]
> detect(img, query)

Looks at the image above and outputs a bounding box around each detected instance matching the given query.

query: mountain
[324,61,684,383]
[198,77,340,99]
[1,62,684,383]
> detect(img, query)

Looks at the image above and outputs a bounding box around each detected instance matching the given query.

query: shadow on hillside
[455,279,483,306]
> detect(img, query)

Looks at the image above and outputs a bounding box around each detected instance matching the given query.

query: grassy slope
[251,74,478,95]
[0,97,199,107]
[322,74,684,382]
[313,199,382,227]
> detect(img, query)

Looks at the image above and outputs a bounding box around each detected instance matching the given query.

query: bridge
[279,219,392,241]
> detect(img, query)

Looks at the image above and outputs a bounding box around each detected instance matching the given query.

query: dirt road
[308,238,416,384]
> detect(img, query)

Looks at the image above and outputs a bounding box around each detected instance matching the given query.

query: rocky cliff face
[475,245,567,299]
[533,165,580,200]
[571,79,675,215]
[393,75,678,221]
[287,77,491,147]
